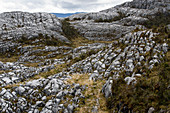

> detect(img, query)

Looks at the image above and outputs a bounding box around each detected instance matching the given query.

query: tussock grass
[107,50,170,112]
[0,55,18,63]
[66,74,109,113]
[23,62,39,67]
[71,37,113,48]
[3,63,67,89]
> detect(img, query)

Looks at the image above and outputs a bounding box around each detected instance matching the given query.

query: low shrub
[61,20,79,40]
[106,57,170,112]
[142,12,170,28]
[73,18,81,21]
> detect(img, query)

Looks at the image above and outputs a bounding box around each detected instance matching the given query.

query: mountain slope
[0,0,169,112]
[0,11,69,43]
[67,0,169,41]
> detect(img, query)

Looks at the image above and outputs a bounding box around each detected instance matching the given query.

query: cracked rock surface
[0,11,69,43]
[0,0,169,112]
[0,29,168,112]
[68,0,169,41]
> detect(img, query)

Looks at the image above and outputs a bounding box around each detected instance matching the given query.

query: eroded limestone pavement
[0,0,169,112]
[0,29,168,112]
[0,42,106,112]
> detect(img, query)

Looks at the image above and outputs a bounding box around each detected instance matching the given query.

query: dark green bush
[142,12,170,28]
[67,54,73,60]
[61,20,79,40]
[65,18,70,21]
[18,35,28,43]
[72,56,82,63]
[73,18,81,21]
[45,39,58,46]
[107,60,170,112]
[17,33,67,46]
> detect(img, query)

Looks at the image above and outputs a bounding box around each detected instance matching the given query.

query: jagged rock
[0,12,70,43]
[89,70,99,81]
[0,1,168,113]
[148,107,155,113]
[15,86,25,95]
[41,96,47,101]
[126,59,133,66]
[74,84,80,89]
[36,101,45,107]
[26,80,41,88]
[120,0,169,11]
[124,77,136,85]
[68,0,169,40]
[67,104,74,113]
[56,91,64,99]
[33,109,39,113]
[102,79,113,98]
[92,106,98,113]
[162,43,168,53]
[140,56,145,61]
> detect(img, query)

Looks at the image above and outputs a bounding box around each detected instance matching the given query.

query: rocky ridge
[68,0,169,40]
[0,0,169,112]
[0,11,69,44]
[0,29,168,112]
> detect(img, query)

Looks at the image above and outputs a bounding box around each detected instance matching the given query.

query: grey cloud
[56,0,115,11]
[0,0,130,13]
[1,0,46,9]
[19,0,46,8]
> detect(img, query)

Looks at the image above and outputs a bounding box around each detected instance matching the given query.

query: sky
[0,0,131,13]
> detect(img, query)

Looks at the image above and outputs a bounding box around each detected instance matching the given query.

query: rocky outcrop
[0,75,85,113]
[67,0,169,41]
[0,11,69,43]
[0,28,168,112]
[70,21,135,41]
[66,30,168,81]
[119,0,170,11]
[0,0,169,112]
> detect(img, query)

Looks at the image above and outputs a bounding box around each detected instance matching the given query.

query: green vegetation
[106,52,170,112]
[106,12,170,111]
[73,17,81,21]
[105,11,170,112]
[66,74,108,113]
[0,46,19,62]
[70,49,100,65]
[61,20,79,40]
[142,12,170,29]
[17,33,69,46]
[152,26,170,44]
[143,12,170,44]
[70,36,113,48]
[94,12,127,23]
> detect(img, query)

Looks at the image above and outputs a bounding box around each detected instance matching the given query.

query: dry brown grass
[3,63,68,89]
[31,63,67,80]
[4,82,21,89]
[0,70,12,74]
[0,56,19,63]
[166,51,170,61]
[66,74,109,113]
[24,62,39,67]
[71,37,113,48]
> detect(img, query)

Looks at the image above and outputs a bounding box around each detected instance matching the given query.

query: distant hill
[51,12,85,17]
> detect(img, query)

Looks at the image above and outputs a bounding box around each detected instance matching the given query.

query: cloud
[0,0,131,13]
